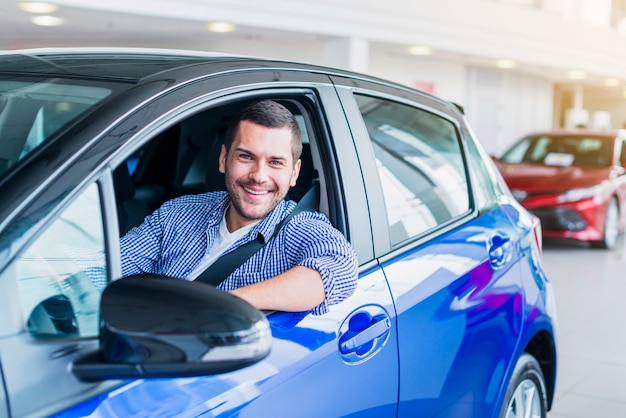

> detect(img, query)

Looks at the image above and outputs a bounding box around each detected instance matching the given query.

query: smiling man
[120,99,358,314]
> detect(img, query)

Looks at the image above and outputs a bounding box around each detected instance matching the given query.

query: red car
[494,129,626,249]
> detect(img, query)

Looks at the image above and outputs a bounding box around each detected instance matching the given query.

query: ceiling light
[567,70,586,80]
[31,15,63,26]
[604,78,621,87]
[408,46,432,56]
[495,59,516,69]
[206,22,236,33]
[18,2,58,13]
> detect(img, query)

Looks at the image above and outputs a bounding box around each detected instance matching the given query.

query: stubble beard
[227,177,286,223]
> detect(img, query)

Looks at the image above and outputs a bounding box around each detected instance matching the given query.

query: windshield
[0,77,113,178]
[501,134,613,168]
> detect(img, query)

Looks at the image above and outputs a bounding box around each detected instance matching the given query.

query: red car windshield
[501,134,613,168]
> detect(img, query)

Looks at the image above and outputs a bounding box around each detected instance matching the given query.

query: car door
[1,70,400,417]
[333,80,528,417]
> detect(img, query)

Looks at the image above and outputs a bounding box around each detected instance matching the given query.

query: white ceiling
[0,3,271,50]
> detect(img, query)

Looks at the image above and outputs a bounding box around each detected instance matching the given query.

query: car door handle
[339,308,391,363]
[340,316,390,353]
[489,232,512,269]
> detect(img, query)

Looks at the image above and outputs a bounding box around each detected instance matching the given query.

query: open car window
[112,97,324,236]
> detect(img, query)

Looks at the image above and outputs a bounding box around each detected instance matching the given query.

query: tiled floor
[542,237,626,417]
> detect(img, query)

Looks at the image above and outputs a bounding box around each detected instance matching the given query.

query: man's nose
[249,161,269,182]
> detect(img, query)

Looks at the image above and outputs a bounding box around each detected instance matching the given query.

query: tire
[590,197,619,249]
[499,353,548,418]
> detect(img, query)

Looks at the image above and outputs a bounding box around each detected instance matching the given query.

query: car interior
[112,98,322,236]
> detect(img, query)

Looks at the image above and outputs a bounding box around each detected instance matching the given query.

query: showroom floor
[543,236,626,417]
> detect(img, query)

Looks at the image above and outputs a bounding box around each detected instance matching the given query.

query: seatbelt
[194,181,319,287]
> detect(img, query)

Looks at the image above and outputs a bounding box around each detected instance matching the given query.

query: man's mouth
[243,187,269,196]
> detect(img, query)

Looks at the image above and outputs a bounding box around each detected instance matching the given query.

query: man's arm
[229,266,325,312]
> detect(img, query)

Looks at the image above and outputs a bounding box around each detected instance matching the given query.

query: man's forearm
[229,266,325,312]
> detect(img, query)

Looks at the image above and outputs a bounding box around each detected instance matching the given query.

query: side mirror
[71,275,271,381]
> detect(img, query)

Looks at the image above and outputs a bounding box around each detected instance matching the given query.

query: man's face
[219,120,301,231]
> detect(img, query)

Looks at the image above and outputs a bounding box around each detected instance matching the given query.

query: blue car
[0,48,557,418]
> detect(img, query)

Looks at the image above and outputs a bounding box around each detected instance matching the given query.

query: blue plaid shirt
[120,191,358,315]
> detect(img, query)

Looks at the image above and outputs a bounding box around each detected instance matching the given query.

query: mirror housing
[71,274,271,381]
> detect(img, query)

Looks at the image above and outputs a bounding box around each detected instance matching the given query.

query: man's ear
[218,145,227,174]
[290,158,301,187]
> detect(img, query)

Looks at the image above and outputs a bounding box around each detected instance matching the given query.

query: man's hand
[229,266,325,312]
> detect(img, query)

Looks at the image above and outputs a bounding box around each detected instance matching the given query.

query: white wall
[465,67,553,155]
[368,48,467,106]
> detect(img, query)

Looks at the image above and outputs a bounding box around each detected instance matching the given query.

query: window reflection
[14,183,106,339]
[356,95,469,245]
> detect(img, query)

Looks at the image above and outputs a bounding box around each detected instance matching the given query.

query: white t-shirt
[188,209,258,280]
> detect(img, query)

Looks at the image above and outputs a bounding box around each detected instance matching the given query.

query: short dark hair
[223,99,302,161]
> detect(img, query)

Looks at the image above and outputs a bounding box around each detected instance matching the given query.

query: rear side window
[355,94,470,246]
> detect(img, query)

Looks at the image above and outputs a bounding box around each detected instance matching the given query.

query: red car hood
[495,161,612,192]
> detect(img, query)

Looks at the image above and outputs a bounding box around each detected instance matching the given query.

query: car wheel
[500,353,547,418]
[591,197,619,250]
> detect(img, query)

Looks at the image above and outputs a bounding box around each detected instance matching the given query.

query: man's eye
[239,153,252,160]
[270,160,284,166]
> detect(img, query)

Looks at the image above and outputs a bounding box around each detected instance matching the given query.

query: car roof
[0,48,258,81]
[0,47,460,114]
[0,47,388,86]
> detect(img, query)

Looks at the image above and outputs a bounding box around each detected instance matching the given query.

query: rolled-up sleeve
[284,214,358,315]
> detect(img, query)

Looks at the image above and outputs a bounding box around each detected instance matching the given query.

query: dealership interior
[3,0,626,416]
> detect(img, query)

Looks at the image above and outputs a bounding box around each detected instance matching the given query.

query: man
[120,100,358,315]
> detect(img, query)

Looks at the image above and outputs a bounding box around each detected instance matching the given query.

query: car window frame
[102,81,372,261]
[334,82,477,257]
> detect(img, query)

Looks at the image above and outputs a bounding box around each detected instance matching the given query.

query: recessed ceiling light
[604,78,621,87]
[567,70,586,80]
[18,2,58,14]
[206,22,236,33]
[31,15,63,26]
[408,46,432,56]
[495,59,516,69]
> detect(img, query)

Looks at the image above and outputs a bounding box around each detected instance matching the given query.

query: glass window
[14,183,106,339]
[355,94,470,245]
[0,78,113,179]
